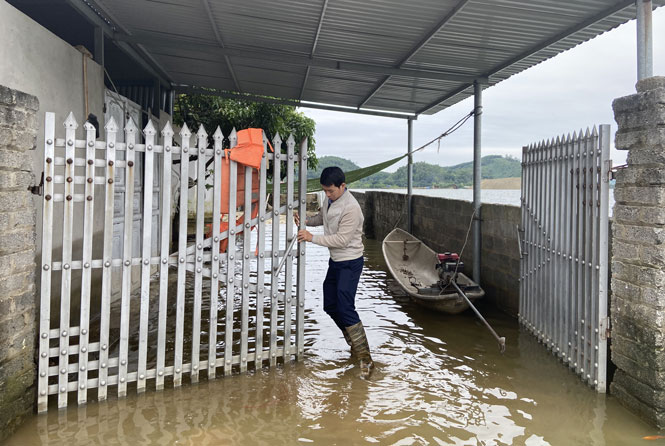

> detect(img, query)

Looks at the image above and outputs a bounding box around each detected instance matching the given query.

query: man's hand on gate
[294,212,301,227]
[297,229,313,242]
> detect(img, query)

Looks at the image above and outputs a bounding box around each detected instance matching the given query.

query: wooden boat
[382,228,484,314]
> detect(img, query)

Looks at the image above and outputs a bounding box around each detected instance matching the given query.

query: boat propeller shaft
[451,280,506,353]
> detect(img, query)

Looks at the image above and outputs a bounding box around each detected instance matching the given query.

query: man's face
[322,183,346,202]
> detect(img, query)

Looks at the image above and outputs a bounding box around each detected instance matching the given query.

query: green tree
[173,94,318,170]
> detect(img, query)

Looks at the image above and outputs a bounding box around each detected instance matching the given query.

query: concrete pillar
[611,76,665,428]
[0,85,38,441]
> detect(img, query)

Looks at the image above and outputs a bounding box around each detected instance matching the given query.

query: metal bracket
[29,171,44,196]
[599,317,610,340]
[610,162,625,181]
[516,225,526,259]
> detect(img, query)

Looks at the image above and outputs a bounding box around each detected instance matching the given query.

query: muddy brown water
[7,228,662,445]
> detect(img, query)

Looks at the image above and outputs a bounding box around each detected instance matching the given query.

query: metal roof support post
[407,118,414,234]
[472,80,483,284]
[636,0,653,80]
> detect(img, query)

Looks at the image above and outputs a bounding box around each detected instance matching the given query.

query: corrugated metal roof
[91,0,664,116]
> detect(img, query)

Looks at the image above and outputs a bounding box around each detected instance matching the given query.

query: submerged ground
[7,228,661,445]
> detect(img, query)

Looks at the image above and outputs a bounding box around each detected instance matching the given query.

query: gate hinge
[600,317,610,340]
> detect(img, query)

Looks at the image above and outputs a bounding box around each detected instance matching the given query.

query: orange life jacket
[206,128,273,253]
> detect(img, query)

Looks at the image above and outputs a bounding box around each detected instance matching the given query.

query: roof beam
[299,0,330,100]
[201,0,241,91]
[174,85,416,120]
[358,0,471,108]
[114,32,483,84]
[65,0,172,88]
[417,0,640,114]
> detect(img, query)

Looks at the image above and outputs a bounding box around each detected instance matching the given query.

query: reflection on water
[8,230,658,445]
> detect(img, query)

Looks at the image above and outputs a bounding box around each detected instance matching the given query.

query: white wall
[0,0,105,167]
[0,0,108,314]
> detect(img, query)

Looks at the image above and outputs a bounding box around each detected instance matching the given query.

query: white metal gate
[37,112,307,412]
[519,125,611,392]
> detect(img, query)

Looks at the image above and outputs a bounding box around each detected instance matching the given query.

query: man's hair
[320,166,345,187]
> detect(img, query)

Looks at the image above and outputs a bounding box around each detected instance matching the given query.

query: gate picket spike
[125,115,138,134]
[197,123,208,138]
[213,126,224,141]
[64,111,78,129]
[105,115,118,132]
[144,119,156,136]
[161,120,174,137]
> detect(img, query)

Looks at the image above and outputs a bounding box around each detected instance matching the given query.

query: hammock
[269,153,408,194]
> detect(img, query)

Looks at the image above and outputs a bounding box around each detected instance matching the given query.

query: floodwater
[7,228,659,445]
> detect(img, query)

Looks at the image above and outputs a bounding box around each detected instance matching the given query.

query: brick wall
[353,191,520,315]
[610,76,665,428]
[0,85,38,441]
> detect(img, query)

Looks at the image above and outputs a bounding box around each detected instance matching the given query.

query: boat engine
[436,252,463,287]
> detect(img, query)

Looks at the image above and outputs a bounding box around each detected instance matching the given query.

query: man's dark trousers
[323,256,364,330]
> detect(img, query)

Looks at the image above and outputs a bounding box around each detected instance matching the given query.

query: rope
[410,110,475,156]
[383,109,476,231]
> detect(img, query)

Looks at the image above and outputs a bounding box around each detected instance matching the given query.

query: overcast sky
[300,8,665,172]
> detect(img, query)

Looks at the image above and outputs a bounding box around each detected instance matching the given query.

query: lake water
[7,224,656,445]
[353,188,615,216]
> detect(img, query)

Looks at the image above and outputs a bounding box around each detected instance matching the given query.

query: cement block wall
[610,76,665,428]
[0,85,38,442]
[353,191,520,316]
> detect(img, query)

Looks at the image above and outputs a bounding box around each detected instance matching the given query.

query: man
[295,166,374,379]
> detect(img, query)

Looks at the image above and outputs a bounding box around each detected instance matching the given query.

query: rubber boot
[345,322,374,379]
[342,330,356,357]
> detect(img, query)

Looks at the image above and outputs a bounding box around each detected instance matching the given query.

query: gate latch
[29,171,44,196]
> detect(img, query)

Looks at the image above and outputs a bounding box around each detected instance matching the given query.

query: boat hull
[381,228,484,314]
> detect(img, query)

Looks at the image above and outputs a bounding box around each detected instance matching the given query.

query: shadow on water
[8,230,663,445]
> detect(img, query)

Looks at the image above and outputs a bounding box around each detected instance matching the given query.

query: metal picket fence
[37,112,307,412]
[519,125,611,392]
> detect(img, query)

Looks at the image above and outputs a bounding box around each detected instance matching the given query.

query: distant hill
[307,155,360,180]
[308,155,521,188]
